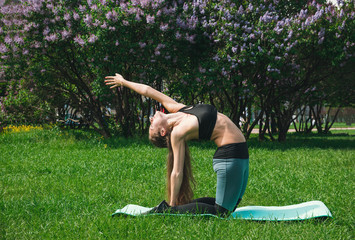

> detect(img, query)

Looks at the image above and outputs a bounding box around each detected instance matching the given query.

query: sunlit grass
[1,129,354,239]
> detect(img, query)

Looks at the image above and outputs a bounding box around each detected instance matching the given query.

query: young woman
[105,73,249,217]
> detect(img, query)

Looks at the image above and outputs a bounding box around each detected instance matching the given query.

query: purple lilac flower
[221,68,227,76]
[199,66,206,73]
[187,16,198,29]
[43,27,50,36]
[314,9,324,21]
[0,44,8,53]
[115,41,119,46]
[175,31,181,39]
[274,26,283,34]
[101,22,108,28]
[306,15,313,26]
[93,19,100,27]
[135,13,142,21]
[232,47,237,53]
[31,41,41,48]
[213,55,220,62]
[146,15,155,24]
[106,10,118,22]
[160,23,169,31]
[224,10,232,21]
[64,13,71,21]
[157,44,166,50]
[88,34,98,43]
[139,42,146,48]
[61,30,71,39]
[237,5,244,15]
[318,37,324,45]
[260,11,273,23]
[45,33,58,42]
[258,46,263,52]
[74,35,85,46]
[185,34,196,43]
[183,2,188,11]
[84,14,92,26]
[46,3,54,9]
[73,12,80,20]
[318,28,325,38]
[14,35,24,45]
[91,4,98,11]
[79,5,86,12]
[287,29,293,38]
[4,36,12,44]
[245,27,252,33]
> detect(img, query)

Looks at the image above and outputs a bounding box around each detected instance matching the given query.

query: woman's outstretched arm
[105,73,185,113]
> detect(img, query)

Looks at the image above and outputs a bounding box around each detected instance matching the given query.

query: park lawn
[0,128,354,239]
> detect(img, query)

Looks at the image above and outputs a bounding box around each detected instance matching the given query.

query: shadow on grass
[100,131,355,150]
[32,128,354,151]
[247,132,355,151]
[102,131,355,151]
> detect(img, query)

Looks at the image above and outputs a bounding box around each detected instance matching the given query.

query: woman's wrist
[121,78,127,87]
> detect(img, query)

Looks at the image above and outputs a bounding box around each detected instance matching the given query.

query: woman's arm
[169,131,186,206]
[105,73,185,113]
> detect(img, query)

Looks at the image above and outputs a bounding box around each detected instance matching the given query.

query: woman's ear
[160,128,167,137]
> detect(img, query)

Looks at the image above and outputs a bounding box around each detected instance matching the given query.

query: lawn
[1,128,354,239]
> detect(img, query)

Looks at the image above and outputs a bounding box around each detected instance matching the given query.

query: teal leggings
[213,158,249,211]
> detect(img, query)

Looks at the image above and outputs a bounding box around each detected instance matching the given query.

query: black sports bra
[178,104,217,140]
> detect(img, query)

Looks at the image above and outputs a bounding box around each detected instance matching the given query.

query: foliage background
[0,0,354,140]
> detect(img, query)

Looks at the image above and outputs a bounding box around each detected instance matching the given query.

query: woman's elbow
[171,170,183,180]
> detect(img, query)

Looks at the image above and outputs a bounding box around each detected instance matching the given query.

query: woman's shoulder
[169,103,187,113]
[172,115,199,141]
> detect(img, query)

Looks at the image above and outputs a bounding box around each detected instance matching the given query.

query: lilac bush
[0,0,353,140]
[181,0,354,140]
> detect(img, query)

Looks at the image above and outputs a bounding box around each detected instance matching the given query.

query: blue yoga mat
[112,200,332,221]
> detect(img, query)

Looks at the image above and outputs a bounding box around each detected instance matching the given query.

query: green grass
[1,129,354,239]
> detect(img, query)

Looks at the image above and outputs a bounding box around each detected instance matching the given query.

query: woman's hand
[104,73,126,88]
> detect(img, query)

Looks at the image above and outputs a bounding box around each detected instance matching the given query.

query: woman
[105,73,249,217]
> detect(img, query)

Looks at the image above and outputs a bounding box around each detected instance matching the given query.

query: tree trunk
[324,106,341,134]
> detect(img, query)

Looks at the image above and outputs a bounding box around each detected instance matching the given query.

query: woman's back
[173,109,245,147]
[211,113,246,147]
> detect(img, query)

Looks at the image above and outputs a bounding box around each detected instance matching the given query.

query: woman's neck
[166,112,186,129]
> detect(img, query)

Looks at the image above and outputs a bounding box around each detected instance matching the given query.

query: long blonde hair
[149,132,195,205]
